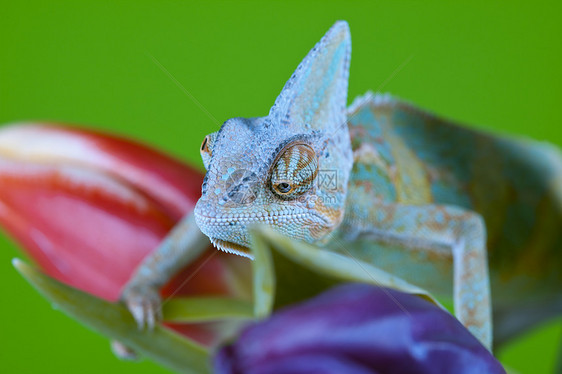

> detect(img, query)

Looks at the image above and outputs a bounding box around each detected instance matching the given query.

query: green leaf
[249,227,275,318]
[163,297,253,322]
[13,259,212,374]
[249,226,443,310]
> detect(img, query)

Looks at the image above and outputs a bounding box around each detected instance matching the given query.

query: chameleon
[122,21,562,357]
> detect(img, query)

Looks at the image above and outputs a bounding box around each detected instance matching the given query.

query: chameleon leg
[341,202,492,349]
[121,212,209,329]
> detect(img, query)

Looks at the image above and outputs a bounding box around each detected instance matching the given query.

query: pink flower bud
[0,123,250,346]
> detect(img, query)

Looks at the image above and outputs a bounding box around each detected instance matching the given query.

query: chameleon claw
[145,298,157,331]
[110,340,138,361]
[122,285,162,331]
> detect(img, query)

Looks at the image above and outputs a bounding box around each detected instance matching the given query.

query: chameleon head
[194,21,353,257]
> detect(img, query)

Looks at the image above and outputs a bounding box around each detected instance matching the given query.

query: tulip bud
[0,123,251,346]
[214,283,506,374]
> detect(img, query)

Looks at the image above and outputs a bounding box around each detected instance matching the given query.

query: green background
[1,1,561,372]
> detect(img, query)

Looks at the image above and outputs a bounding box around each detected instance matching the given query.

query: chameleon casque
[122,21,562,356]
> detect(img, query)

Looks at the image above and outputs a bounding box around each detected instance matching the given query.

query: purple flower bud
[214,283,505,374]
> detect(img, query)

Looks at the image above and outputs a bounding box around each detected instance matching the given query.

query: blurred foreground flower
[214,283,506,374]
[0,123,252,348]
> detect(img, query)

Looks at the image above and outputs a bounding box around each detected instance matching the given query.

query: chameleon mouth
[209,237,253,259]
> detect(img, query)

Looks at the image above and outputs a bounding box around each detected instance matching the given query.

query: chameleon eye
[277,182,292,193]
[270,143,318,199]
[201,135,212,155]
[200,133,217,170]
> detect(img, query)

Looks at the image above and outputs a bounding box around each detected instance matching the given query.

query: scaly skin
[339,93,562,349]
[122,21,562,356]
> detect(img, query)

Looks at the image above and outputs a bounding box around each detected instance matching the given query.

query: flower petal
[214,283,506,374]
[0,123,203,219]
[0,158,174,300]
[0,123,250,304]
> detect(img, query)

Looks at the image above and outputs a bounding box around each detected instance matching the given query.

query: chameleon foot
[122,285,163,330]
[110,340,138,360]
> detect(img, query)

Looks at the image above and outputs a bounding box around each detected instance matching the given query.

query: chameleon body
[122,21,562,356]
[341,94,562,349]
